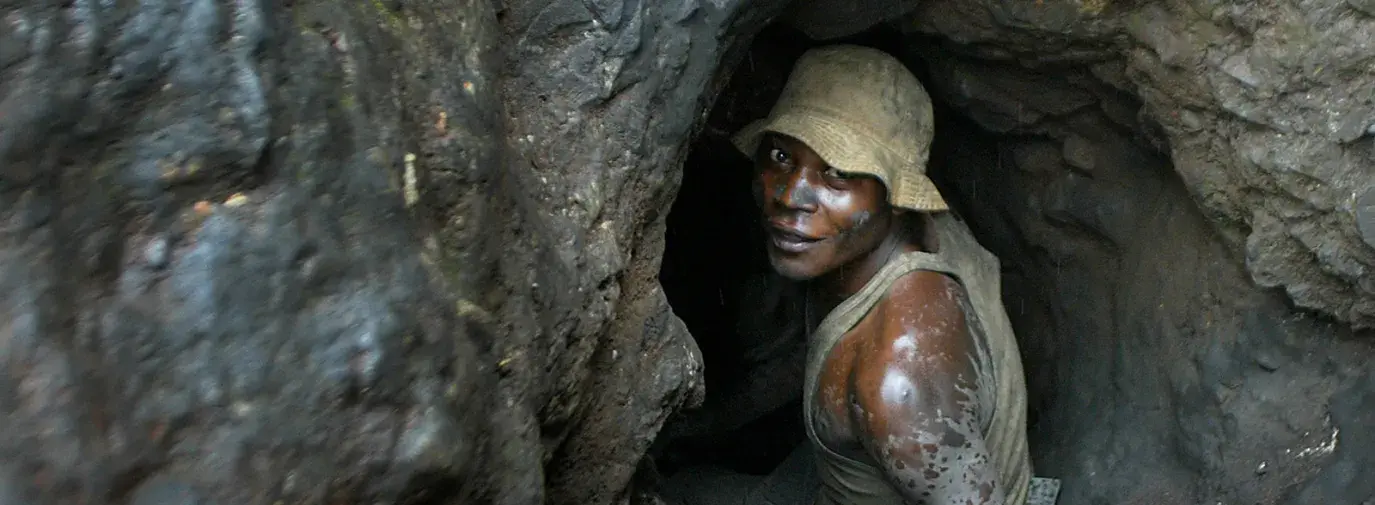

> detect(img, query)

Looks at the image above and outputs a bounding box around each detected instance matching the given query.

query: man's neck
[813,219,921,306]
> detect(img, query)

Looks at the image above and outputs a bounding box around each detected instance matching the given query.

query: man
[662,45,1043,505]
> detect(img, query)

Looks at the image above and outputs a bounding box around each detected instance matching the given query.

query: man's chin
[768,254,823,281]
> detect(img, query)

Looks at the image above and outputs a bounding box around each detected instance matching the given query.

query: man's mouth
[767,225,823,253]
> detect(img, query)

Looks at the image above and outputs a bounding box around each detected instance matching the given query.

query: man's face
[753,133,892,281]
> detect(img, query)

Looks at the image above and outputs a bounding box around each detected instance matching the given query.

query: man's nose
[776,168,819,212]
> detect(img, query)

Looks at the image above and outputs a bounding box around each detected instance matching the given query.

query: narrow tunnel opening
[650,10,1243,500]
[654,22,809,475]
[655,21,1034,477]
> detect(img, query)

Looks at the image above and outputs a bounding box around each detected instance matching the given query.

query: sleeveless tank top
[802,212,1032,505]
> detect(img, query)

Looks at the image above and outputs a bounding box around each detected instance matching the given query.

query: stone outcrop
[925,106,1372,505]
[2,0,503,503]
[1,1,1372,505]
[0,0,786,503]
[490,0,791,503]
[899,0,1375,329]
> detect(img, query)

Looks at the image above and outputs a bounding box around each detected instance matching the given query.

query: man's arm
[851,271,1005,505]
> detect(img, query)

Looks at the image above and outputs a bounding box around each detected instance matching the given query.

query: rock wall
[0,0,790,503]
[888,4,1375,500]
[1,0,503,503]
[900,0,1375,330]
[927,101,1374,505]
[488,0,799,503]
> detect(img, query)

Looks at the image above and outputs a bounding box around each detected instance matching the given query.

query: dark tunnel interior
[654,22,1027,475]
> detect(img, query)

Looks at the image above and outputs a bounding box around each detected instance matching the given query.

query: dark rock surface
[887,5,1375,500]
[927,103,1372,505]
[489,0,794,503]
[1,0,500,503]
[2,1,1373,505]
[2,0,791,503]
[900,0,1375,330]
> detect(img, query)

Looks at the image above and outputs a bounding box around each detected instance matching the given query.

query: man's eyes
[762,148,852,181]
[768,148,790,164]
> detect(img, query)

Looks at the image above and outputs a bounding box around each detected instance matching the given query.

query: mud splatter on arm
[851,272,1005,505]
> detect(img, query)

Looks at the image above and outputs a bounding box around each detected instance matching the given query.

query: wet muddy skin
[753,133,894,288]
[754,133,1004,503]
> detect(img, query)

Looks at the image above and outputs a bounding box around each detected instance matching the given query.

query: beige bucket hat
[732,45,947,212]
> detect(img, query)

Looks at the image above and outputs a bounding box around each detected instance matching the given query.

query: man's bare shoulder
[866,269,973,372]
[847,270,1002,504]
[848,268,979,412]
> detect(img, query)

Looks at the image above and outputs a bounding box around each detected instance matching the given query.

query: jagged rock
[905,0,1375,329]
[1352,0,1375,16]
[1358,188,1375,250]
[128,476,206,505]
[0,0,499,503]
[1061,134,1097,174]
[923,110,1373,505]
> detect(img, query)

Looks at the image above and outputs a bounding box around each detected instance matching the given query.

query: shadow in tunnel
[656,109,805,476]
[655,23,812,476]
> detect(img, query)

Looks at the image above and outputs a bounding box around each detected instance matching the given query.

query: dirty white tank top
[802,212,1032,505]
